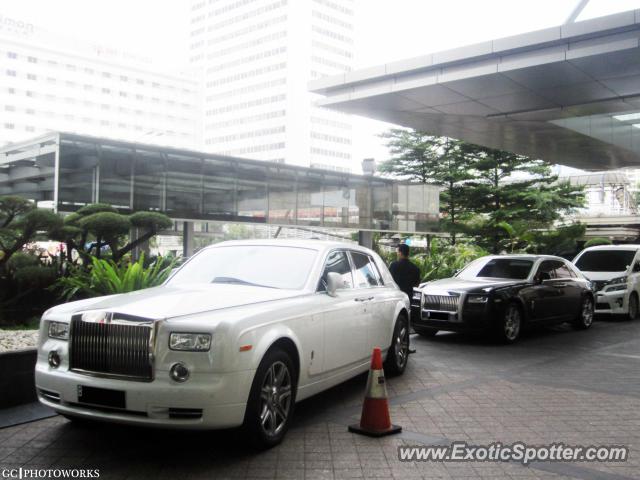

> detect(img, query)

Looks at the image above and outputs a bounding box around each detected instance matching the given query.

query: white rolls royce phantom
[36,240,410,447]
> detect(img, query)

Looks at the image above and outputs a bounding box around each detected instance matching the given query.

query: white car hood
[579,271,626,282]
[49,284,305,320]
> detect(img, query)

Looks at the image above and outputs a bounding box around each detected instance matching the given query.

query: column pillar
[183,221,194,258]
[358,230,373,250]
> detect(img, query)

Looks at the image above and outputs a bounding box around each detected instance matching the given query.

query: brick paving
[1,317,639,479]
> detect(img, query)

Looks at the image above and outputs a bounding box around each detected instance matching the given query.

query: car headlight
[607,276,628,289]
[467,295,489,304]
[169,333,212,352]
[412,291,422,300]
[48,321,69,340]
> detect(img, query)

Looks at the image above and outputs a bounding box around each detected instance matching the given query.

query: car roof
[580,245,640,251]
[201,239,372,254]
[480,254,568,262]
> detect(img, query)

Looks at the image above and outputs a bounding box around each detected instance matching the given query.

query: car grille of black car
[422,294,460,312]
[70,315,153,381]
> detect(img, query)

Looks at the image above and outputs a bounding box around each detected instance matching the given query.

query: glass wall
[55,135,439,232]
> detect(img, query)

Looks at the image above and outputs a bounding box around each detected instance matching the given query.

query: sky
[3,0,640,172]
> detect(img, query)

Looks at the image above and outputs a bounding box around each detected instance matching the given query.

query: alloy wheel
[504,306,521,341]
[394,324,409,369]
[582,298,594,327]
[259,361,292,437]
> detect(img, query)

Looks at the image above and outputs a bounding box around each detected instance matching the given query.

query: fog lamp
[48,350,61,368]
[169,363,190,383]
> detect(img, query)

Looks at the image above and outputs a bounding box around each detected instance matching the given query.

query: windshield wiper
[211,277,277,289]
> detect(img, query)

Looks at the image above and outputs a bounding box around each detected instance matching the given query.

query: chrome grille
[70,315,153,381]
[422,294,460,312]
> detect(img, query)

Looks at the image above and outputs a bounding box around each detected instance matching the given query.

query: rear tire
[573,296,594,330]
[496,303,522,344]
[413,326,438,338]
[243,348,297,449]
[384,314,410,376]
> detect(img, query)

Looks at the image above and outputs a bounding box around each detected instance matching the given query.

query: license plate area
[77,386,126,409]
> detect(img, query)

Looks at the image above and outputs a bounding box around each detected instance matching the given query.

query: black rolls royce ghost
[411,255,595,343]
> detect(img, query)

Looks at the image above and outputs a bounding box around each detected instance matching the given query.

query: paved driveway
[1,318,639,479]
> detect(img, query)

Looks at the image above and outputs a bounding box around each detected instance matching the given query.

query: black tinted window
[536,260,572,280]
[473,259,533,279]
[575,250,637,272]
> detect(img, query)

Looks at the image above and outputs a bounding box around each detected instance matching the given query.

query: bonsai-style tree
[0,196,62,271]
[58,203,172,263]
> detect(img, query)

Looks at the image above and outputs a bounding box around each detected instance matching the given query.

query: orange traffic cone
[348,347,402,437]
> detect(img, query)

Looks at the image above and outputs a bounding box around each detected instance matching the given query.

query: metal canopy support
[565,0,590,24]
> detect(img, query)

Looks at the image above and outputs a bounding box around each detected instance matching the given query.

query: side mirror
[633,263,640,273]
[326,272,341,297]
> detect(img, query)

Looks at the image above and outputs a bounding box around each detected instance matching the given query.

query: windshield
[457,257,534,280]
[575,250,637,272]
[167,245,318,290]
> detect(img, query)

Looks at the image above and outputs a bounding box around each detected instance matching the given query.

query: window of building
[26,91,34,97]
[120,75,128,82]
[136,78,144,85]
[6,70,16,76]
[7,52,17,59]
[100,120,109,126]
[66,64,76,71]
[27,56,37,63]
[102,72,111,78]
[4,124,15,129]
[26,108,34,115]
[26,126,35,132]
[102,88,111,94]
[5,106,15,112]
[136,94,143,100]
[119,91,127,97]
[7,88,15,94]
[84,67,94,74]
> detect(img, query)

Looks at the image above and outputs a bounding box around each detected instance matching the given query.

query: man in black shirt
[389,243,421,300]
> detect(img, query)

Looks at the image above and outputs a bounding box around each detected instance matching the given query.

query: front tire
[626,293,639,321]
[497,303,522,344]
[573,296,594,329]
[384,314,410,376]
[243,349,297,449]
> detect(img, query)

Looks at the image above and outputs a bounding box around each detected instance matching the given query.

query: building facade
[189,0,354,170]
[0,13,199,149]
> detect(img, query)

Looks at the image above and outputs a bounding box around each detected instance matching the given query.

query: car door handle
[355,296,374,302]
[554,283,568,287]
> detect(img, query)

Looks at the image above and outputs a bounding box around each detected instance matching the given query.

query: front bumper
[35,362,255,429]
[413,306,493,333]
[594,288,628,314]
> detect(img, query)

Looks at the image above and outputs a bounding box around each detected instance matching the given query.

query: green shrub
[584,237,612,248]
[56,254,178,300]
[412,239,487,283]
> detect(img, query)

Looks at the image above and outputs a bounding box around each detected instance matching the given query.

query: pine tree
[378,129,585,252]
[378,130,474,244]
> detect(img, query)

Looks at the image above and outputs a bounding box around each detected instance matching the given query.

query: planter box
[0,348,37,409]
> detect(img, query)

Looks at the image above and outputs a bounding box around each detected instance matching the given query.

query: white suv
[573,245,640,320]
